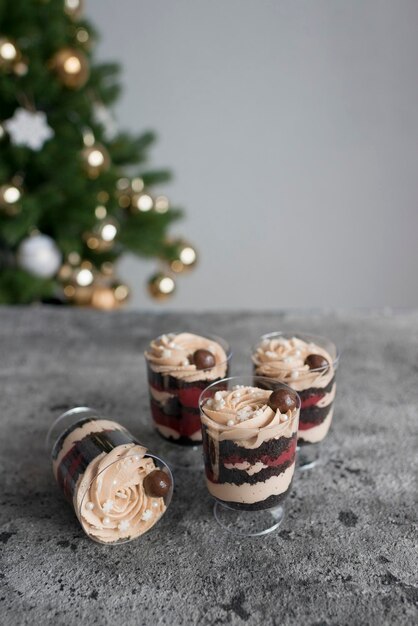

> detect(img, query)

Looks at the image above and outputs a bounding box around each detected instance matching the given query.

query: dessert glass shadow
[252,332,339,470]
[145,332,231,470]
[46,407,173,544]
[199,376,300,537]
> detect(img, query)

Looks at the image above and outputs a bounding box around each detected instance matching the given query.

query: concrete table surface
[0,307,417,626]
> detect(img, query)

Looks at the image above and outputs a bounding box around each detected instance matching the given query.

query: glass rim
[144,330,233,376]
[45,406,100,455]
[252,331,340,372]
[198,375,301,428]
[77,450,174,545]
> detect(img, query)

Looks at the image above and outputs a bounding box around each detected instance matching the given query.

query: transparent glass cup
[144,332,232,470]
[46,407,173,544]
[199,376,300,537]
[252,332,339,470]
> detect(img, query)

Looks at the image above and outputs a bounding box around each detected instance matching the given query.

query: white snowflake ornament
[4,108,54,151]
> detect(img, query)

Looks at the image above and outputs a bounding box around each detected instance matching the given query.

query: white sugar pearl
[141,509,153,521]
[214,391,223,401]
[162,349,171,358]
[291,371,299,380]
[103,516,111,525]
[182,359,189,366]
[152,501,159,508]
[133,455,141,461]
[294,350,301,357]
[227,419,235,426]
[85,501,94,511]
[281,414,289,422]
[112,479,118,485]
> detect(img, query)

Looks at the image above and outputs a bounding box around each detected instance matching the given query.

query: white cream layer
[149,387,176,404]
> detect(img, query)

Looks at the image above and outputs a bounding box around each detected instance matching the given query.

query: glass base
[213,501,285,537]
[296,443,322,471]
[149,434,204,472]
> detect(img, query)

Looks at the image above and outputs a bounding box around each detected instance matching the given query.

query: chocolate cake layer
[148,368,227,392]
[150,395,182,417]
[217,483,293,511]
[214,432,297,465]
[299,402,332,427]
[297,376,336,401]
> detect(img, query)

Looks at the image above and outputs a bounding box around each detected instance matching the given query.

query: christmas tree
[0,0,196,308]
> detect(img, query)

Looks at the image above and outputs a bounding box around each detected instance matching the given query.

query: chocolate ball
[143,469,172,498]
[305,354,329,370]
[268,388,298,413]
[192,349,215,370]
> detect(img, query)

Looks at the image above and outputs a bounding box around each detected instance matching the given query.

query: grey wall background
[87,0,418,310]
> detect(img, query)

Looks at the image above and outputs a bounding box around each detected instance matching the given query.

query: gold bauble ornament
[90,285,118,310]
[50,47,89,89]
[62,260,95,305]
[112,282,130,305]
[81,143,110,178]
[13,59,28,76]
[169,241,198,273]
[64,283,93,306]
[147,272,176,300]
[0,183,22,216]
[84,217,119,252]
[131,191,154,213]
[64,0,84,20]
[0,38,20,71]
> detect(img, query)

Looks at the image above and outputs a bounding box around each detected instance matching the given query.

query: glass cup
[46,407,173,544]
[199,376,300,537]
[252,332,339,470]
[145,332,232,470]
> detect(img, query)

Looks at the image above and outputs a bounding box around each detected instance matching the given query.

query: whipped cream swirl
[75,444,167,543]
[252,336,335,391]
[201,386,299,449]
[145,332,229,381]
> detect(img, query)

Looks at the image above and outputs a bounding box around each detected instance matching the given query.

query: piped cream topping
[252,336,335,391]
[74,444,167,543]
[145,332,228,381]
[201,386,299,449]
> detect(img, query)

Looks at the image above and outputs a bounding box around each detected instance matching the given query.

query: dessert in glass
[199,376,300,536]
[252,332,339,470]
[144,332,231,469]
[46,407,173,544]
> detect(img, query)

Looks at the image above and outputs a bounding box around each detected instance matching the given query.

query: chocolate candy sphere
[268,388,298,413]
[305,354,329,370]
[143,469,172,498]
[192,349,215,370]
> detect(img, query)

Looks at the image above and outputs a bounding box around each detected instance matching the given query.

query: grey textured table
[1,307,417,626]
